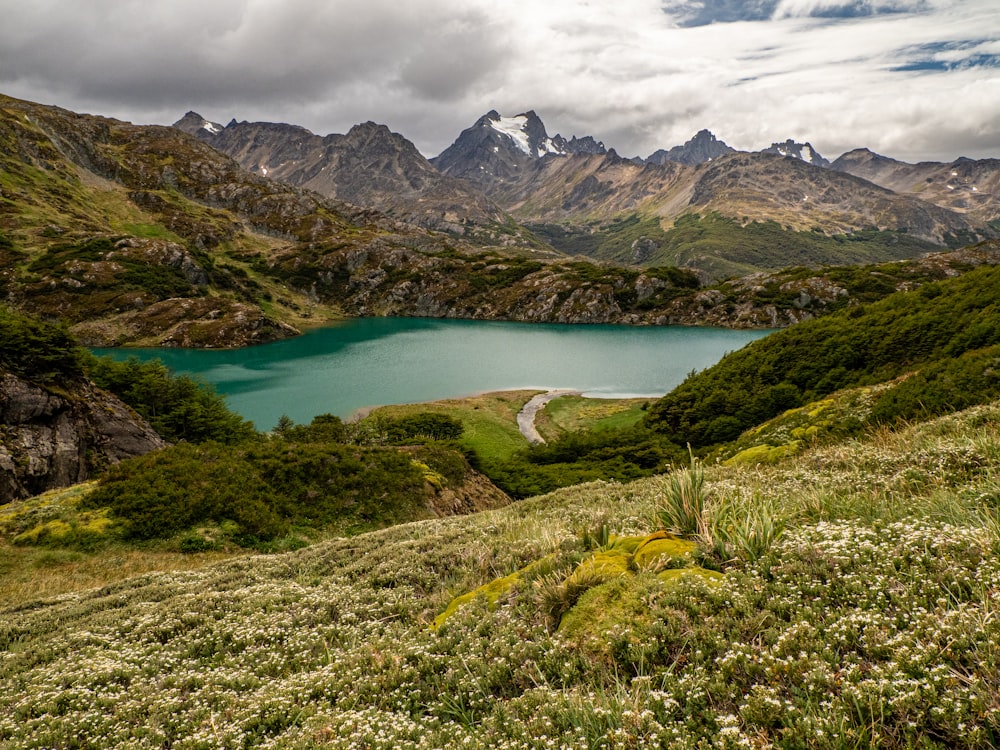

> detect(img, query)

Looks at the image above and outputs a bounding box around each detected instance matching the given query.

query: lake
[93,317,772,431]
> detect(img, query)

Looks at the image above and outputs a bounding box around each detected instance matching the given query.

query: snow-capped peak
[489,115,533,155]
[486,112,566,158]
[202,120,222,135]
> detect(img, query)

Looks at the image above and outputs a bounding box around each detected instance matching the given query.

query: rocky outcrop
[425,468,511,517]
[0,373,166,503]
[69,297,300,348]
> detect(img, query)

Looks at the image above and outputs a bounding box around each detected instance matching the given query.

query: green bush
[384,413,464,443]
[0,305,84,382]
[273,413,347,442]
[870,345,1000,425]
[84,354,256,444]
[83,437,473,543]
[479,425,684,499]
[645,265,1000,447]
[86,442,283,541]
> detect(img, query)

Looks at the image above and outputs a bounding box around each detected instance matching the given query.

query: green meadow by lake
[94,318,771,431]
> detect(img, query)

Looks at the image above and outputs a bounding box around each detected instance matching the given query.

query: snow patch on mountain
[490,115,533,155]
[487,113,566,158]
[762,139,830,168]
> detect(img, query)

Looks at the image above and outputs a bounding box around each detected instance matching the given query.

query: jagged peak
[172,111,225,137]
[647,129,735,166]
[348,121,393,135]
[761,139,829,167]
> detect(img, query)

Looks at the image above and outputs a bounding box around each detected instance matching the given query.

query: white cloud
[0,0,997,162]
[772,0,930,19]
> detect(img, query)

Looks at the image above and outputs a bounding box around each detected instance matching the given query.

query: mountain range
[178,107,999,277]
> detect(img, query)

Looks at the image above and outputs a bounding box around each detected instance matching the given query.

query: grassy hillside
[530,212,942,278]
[360,391,540,465]
[1,401,998,747]
[646,263,1000,446]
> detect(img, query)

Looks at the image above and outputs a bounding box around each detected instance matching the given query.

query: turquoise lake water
[93,317,772,431]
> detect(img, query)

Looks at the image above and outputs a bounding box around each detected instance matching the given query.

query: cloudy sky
[2,0,999,162]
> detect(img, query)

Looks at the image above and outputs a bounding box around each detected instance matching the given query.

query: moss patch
[557,567,723,658]
[433,555,556,629]
[433,531,717,635]
[633,532,698,568]
[557,574,662,650]
[725,442,803,466]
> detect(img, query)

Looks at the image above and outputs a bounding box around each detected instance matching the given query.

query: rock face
[760,139,830,167]
[425,468,511,517]
[647,129,736,166]
[0,373,166,503]
[832,149,1000,225]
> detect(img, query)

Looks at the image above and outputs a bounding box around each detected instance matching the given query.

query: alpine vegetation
[2,402,999,748]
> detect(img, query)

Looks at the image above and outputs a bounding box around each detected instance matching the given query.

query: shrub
[0,305,84,382]
[654,456,712,540]
[84,354,257,444]
[645,264,1000,447]
[86,442,283,541]
[383,412,464,443]
[82,436,472,544]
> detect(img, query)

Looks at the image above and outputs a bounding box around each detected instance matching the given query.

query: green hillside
[1,401,998,747]
[530,211,943,278]
[645,263,1000,446]
[3,233,1000,746]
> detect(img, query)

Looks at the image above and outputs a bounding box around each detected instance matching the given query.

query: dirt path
[517,390,579,444]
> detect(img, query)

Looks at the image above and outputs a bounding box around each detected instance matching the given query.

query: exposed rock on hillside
[832,149,1000,225]
[70,297,300,348]
[425,465,511,517]
[760,139,830,167]
[0,372,165,503]
[689,152,981,243]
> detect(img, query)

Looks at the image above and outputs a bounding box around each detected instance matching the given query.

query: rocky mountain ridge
[646,129,736,166]
[429,110,608,186]
[175,112,515,239]
[832,148,1000,225]
[173,105,999,278]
